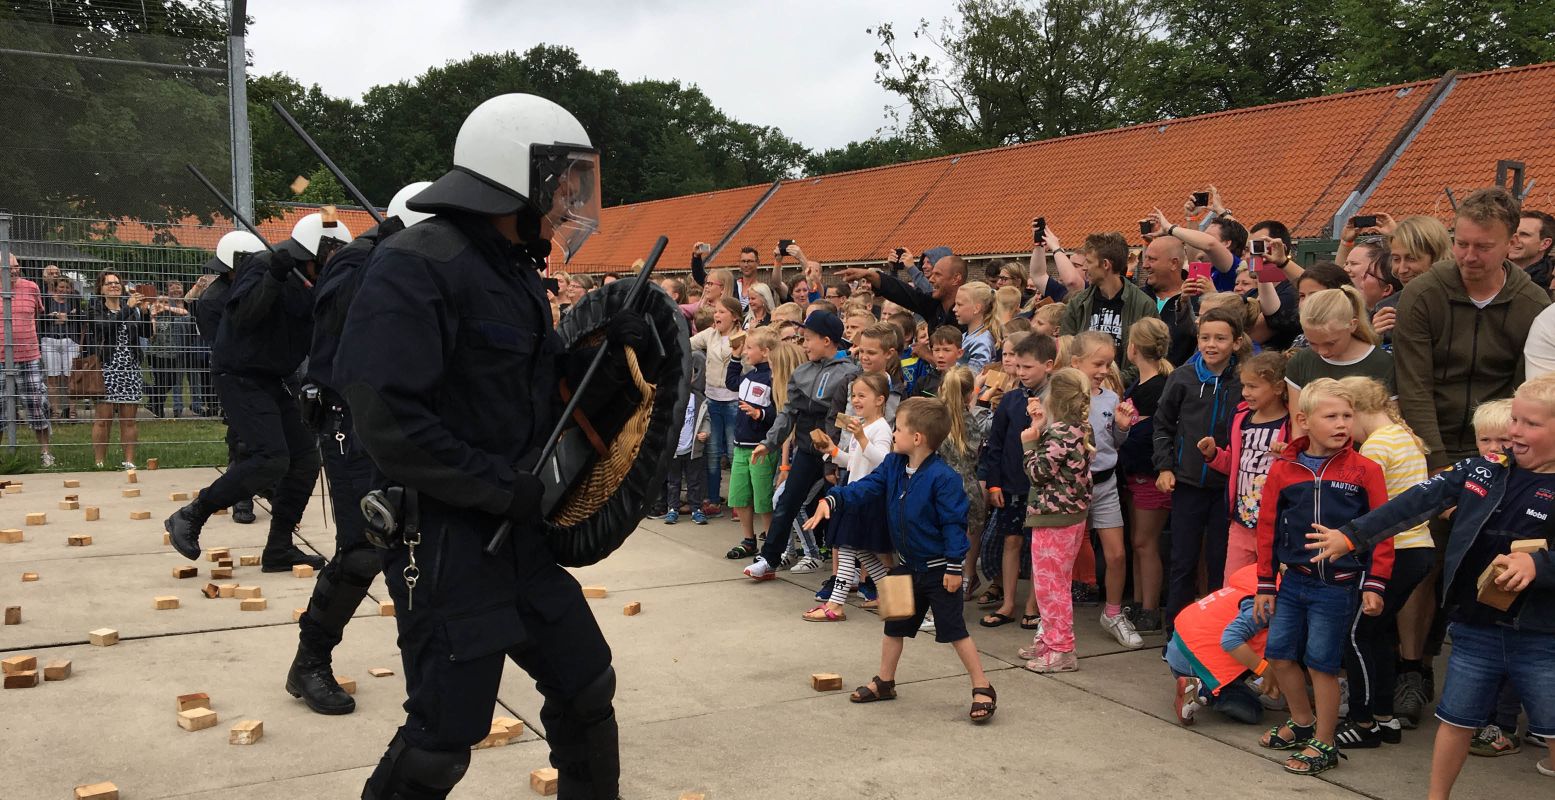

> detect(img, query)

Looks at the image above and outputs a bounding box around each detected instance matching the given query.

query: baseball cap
[801,309,846,347]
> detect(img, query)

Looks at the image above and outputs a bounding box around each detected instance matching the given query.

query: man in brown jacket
[1394,187,1550,472]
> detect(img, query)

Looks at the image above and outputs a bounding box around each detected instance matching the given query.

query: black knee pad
[339,546,382,585]
[250,454,290,490]
[291,444,323,476]
[365,737,469,800]
[571,665,616,720]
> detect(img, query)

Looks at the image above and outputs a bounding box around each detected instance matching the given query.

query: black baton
[485,235,669,556]
[270,100,387,225]
[185,164,313,287]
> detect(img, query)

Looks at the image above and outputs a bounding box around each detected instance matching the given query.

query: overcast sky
[248,0,956,152]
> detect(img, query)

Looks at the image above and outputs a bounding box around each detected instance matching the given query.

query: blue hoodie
[1151,352,1242,488]
[827,452,969,574]
[725,357,775,447]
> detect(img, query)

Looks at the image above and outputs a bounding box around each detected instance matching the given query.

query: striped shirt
[1360,423,1433,550]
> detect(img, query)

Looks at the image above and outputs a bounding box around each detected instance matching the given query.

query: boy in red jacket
[1253,378,1393,776]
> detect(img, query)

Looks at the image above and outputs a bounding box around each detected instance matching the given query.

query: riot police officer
[187,230,261,524]
[339,94,632,799]
[166,214,350,570]
[285,184,430,716]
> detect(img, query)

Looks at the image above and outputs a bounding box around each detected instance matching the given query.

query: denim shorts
[1436,622,1555,737]
[1264,569,1358,675]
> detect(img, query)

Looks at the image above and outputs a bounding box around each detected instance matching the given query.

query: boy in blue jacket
[723,327,778,558]
[806,397,997,723]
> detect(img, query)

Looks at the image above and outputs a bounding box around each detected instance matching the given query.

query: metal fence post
[1,210,16,448]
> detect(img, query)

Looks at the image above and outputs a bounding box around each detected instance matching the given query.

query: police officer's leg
[260,381,323,570]
[166,374,290,559]
[223,415,258,523]
[291,414,380,714]
[506,533,618,800]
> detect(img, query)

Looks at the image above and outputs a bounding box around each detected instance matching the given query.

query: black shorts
[882,565,970,644]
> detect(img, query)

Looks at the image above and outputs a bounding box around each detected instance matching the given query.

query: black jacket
[875,271,962,332]
[191,274,232,347]
[336,214,561,516]
[211,251,316,379]
[309,219,401,395]
[85,300,149,363]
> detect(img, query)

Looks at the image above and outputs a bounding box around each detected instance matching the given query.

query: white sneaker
[40,452,56,468]
[1176,676,1204,724]
[919,611,936,632]
[1100,611,1144,649]
[779,550,797,570]
[120,461,136,471]
[790,556,821,574]
[743,558,775,580]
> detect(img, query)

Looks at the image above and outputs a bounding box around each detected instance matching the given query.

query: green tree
[1326,0,1555,88]
[804,135,942,176]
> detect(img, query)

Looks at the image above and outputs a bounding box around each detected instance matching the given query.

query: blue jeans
[1436,622,1555,737]
[704,399,739,504]
[1264,569,1358,676]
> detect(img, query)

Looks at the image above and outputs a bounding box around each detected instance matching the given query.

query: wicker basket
[549,345,656,528]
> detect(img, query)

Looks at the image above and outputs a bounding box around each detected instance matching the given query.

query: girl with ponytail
[1285,286,1394,434]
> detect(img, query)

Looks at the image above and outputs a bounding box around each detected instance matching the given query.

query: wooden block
[121,488,140,498]
[62,479,80,488]
[475,720,518,749]
[88,628,119,646]
[21,572,38,582]
[43,660,71,681]
[74,781,119,800]
[162,532,171,545]
[146,457,159,470]
[530,767,559,795]
[129,510,151,520]
[207,548,231,562]
[64,493,78,501]
[810,673,843,692]
[4,606,19,625]
[494,716,524,736]
[218,584,236,598]
[678,793,707,800]
[3,670,38,688]
[2,654,37,673]
[177,706,219,731]
[240,597,268,611]
[239,555,261,566]
[67,534,93,547]
[173,565,198,579]
[59,500,79,510]
[380,600,396,617]
[169,491,190,501]
[234,585,261,599]
[292,564,315,578]
[83,507,100,521]
[216,558,233,568]
[335,675,356,694]
[229,719,264,745]
[25,512,46,525]
[175,692,211,712]
[201,583,221,599]
[4,484,21,493]
[369,667,395,678]
[292,608,306,622]
[212,507,228,516]
[582,586,608,598]
[0,528,22,543]
[623,601,641,616]
[125,470,138,484]
[210,567,233,580]
[153,596,179,610]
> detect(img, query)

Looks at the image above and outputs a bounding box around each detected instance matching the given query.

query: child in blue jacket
[806,397,997,723]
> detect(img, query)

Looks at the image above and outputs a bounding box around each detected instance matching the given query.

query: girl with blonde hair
[1286,286,1392,433]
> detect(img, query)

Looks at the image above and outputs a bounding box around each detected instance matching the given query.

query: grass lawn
[1,417,229,473]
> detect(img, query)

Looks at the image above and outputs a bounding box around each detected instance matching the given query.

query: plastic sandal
[970,685,997,723]
[850,676,896,703]
[975,587,1004,607]
[1261,718,1316,750]
[801,605,846,622]
[725,538,758,560]
[1284,740,1346,775]
[979,612,1015,628]
[1019,614,1042,630]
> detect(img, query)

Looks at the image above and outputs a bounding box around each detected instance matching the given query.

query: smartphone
[1033,216,1047,244]
[1192,191,1210,207]
[1139,219,1155,236]
[893,247,906,257]
[777,239,793,256]
[1250,239,1268,257]
[1257,262,1286,283]
[1350,214,1378,229]
[1187,262,1212,283]
[542,277,561,295]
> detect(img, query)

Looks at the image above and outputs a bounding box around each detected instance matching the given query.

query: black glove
[267,247,298,281]
[503,464,545,523]
[606,311,665,378]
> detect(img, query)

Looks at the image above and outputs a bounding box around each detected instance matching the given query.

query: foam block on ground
[175,692,210,712]
[83,507,100,521]
[229,719,263,745]
[153,596,179,610]
[3,606,19,625]
[128,511,151,520]
[3,670,38,689]
[25,512,45,525]
[121,488,140,498]
[810,673,843,692]
[177,707,218,731]
[233,586,261,599]
[582,586,608,598]
[2,654,37,673]
[43,660,71,681]
[68,534,92,547]
[0,529,22,543]
[369,667,395,678]
[74,782,119,800]
[380,600,395,617]
[21,572,38,582]
[88,628,119,646]
[530,767,559,795]
[623,601,641,616]
[172,566,197,579]
[240,598,267,611]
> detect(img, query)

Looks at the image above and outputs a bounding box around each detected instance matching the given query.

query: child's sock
[1104,602,1123,618]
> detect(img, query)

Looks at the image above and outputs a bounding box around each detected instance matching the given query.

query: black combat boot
[164,498,214,560]
[232,497,257,524]
[286,640,355,715]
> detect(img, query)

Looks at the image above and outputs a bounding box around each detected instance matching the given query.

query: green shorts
[728,445,776,514]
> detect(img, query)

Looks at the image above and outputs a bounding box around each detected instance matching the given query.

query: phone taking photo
[777,239,793,256]
[1187,262,1212,283]
[1192,191,1210,208]
[1139,220,1155,237]
[1350,214,1378,230]
[1032,217,1047,244]
[1250,239,1268,257]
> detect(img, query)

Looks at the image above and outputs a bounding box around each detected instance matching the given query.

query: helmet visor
[543,149,602,263]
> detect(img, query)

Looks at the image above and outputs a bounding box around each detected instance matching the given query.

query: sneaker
[1026,649,1077,673]
[646,504,669,519]
[858,577,878,602]
[815,575,837,602]
[700,502,725,519]
[1100,611,1144,649]
[1132,608,1164,635]
[919,611,935,632]
[1175,676,1204,725]
[120,461,136,471]
[1528,732,1549,749]
[1395,671,1427,729]
[1335,719,1385,749]
[790,555,821,574]
[779,550,797,570]
[39,452,56,468]
[692,509,708,525]
[1539,758,1554,777]
[1376,717,1403,744]
[1071,581,1100,607]
[1017,635,1051,661]
[743,558,776,581]
[663,510,679,525]
[1470,724,1521,757]
[730,508,740,522]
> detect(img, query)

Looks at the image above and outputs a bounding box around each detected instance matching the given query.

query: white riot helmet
[278,212,354,261]
[213,230,266,274]
[408,93,601,261]
[387,181,435,227]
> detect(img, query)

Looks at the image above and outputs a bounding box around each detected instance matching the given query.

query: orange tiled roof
[564,183,773,273]
[1364,61,1555,221]
[100,205,382,252]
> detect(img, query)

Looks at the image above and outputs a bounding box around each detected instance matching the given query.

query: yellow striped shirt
[1361,424,1434,550]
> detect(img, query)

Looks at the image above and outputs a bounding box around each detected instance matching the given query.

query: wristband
[1167,225,1177,237]
[830,446,840,458]
[779,466,791,473]
[1253,659,1268,677]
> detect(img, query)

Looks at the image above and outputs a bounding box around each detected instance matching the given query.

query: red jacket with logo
[1255,439,1394,597]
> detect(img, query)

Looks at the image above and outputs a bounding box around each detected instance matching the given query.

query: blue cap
[923,246,953,266]
[801,309,846,346]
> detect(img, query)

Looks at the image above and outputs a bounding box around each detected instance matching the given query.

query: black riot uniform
[341,213,619,799]
[286,219,403,715]
[189,259,256,523]
[166,247,325,570]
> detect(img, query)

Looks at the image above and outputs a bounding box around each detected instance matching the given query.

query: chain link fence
[1,209,230,472]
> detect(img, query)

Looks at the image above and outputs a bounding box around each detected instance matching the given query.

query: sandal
[1019,614,1042,630]
[802,605,846,622]
[860,599,879,609]
[975,586,1004,607]
[1260,718,1316,750]
[1284,740,1346,775]
[961,575,982,602]
[725,538,758,560]
[850,676,896,703]
[970,685,997,723]
[979,612,1015,628]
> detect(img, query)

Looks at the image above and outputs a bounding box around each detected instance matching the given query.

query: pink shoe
[1017,635,1051,661]
[1025,650,1077,673]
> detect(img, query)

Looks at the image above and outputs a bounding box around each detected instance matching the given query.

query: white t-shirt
[831,417,893,484]
[1525,302,1555,380]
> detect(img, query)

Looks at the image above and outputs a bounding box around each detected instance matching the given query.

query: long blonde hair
[767,340,805,410]
[958,280,1004,346]
[1301,286,1380,346]
[939,365,978,458]
[1128,318,1174,377]
[1340,375,1428,454]
[1046,367,1094,455]
[1070,330,1123,394]
[993,285,1022,324]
